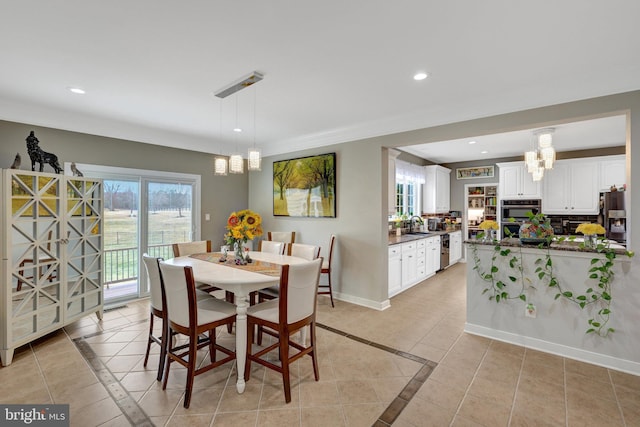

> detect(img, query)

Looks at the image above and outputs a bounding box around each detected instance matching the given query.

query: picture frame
[456,165,494,180]
[273,152,336,217]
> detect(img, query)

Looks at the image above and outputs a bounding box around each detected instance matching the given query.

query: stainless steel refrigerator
[602,191,626,243]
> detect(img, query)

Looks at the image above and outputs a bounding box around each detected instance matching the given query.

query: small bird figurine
[70,162,84,177]
[10,152,21,169]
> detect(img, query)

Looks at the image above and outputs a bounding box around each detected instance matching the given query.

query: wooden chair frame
[245,260,322,403]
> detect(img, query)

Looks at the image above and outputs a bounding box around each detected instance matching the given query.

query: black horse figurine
[25,131,63,174]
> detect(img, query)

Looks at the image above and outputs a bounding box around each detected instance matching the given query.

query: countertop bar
[389,229,459,245]
[465,237,628,255]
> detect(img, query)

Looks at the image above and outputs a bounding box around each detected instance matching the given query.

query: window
[64,163,200,304]
[395,160,425,216]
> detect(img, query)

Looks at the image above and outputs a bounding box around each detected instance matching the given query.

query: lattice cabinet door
[1,170,63,366]
[1,170,103,366]
[64,178,104,323]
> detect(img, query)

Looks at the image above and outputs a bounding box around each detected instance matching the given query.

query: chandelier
[525,128,556,181]
[213,71,263,176]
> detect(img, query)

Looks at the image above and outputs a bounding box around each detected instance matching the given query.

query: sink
[408,231,431,235]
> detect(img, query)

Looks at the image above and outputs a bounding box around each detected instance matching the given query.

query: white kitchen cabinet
[542,159,599,215]
[497,162,541,199]
[598,155,626,191]
[1,170,104,366]
[423,165,451,214]
[401,241,418,288]
[416,239,427,280]
[449,231,462,265]
[426,235,441,277]
[388,245,402,297]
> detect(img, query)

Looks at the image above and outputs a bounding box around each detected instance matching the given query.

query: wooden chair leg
[157,318,169,382]
[280,332,291,403]
[183,336,197,408]
[143,314,154,368]
[328,274,335,307]
[310,323,319,381]
[209,329,216,363]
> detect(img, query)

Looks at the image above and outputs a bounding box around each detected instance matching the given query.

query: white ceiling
[401,115,627,164]
[1,1,639,159]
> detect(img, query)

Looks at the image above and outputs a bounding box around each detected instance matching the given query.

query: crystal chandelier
[525,128,556,181]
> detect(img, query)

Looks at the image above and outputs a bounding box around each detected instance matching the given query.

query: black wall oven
[500,199,541,236]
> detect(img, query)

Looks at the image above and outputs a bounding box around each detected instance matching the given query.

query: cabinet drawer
[402,242,416,253]
[416,239,426,249]
[389,246,401,257]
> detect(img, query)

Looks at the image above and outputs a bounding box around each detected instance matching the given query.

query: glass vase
[233,240,247,265]
[583,234,598,249]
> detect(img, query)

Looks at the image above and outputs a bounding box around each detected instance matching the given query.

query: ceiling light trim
[214,71,264,99]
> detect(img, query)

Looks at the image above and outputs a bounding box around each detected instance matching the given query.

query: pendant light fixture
[524,128,556,181]
[214,71,264,175]
[214,101,228,176]
[229,93,244,174]
[247,85,262,171]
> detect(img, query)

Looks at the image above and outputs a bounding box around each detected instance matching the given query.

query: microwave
[501,199,541,220]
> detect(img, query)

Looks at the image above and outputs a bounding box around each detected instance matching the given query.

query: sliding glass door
[70,164,201,305]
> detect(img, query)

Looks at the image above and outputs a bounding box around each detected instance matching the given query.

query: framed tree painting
[273,152,336,217]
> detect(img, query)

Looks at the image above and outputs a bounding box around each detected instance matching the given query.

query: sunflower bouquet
[478,220,499,230]
[224,209,263,263]
[575,223,606,235]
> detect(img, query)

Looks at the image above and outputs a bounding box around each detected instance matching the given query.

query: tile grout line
[73,334,154,427]
[316,323,438,426]
[74,318,438,427]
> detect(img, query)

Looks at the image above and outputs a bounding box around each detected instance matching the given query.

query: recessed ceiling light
[481,150,489,154]
[68,87,86,95]
[468,140,477,145]
[413,72,428,81]
[233,128,242,133]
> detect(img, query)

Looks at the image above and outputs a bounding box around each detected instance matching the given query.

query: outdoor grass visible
[104,209,192,283]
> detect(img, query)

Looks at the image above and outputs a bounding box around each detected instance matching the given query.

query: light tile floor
[1,263,639,426]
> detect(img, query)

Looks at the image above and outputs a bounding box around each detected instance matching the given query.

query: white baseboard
[465,323,640,376]
[334,292,390,311]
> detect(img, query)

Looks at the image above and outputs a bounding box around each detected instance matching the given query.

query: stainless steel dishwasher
[440,233,450,270]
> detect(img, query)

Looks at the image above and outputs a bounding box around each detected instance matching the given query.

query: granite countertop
[388,229,460,246]
[465,237,629,255]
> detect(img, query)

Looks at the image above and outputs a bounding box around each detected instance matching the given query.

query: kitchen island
[465,238,638,374]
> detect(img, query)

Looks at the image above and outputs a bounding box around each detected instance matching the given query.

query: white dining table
[163,251,307,393]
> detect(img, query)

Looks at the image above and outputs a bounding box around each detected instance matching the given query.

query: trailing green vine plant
[471,213,634,337]
[471,235,531,304]
[534,235,634,337]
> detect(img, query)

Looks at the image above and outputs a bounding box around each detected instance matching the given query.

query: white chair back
[280,258,323,324]
[269,231,295,244]
[261,240,285,255]
[291,243,321,260]
[158,262,196,328]
[142,254,164,311]
[173,240,210,257]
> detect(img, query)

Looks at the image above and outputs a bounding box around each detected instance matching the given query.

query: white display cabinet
[1,170,104,366]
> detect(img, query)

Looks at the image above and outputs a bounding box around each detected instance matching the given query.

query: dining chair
[267,231,295,255]
[17,229,57,291]
[158,261,237,408]
[319,235,336,307]
[245,257,323,403]
[290,243,321,260]
[257,243,319,301]
[173,240,235,324]
[142,254,215,381]
[248,240,287,305]
[260,240,285,255]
